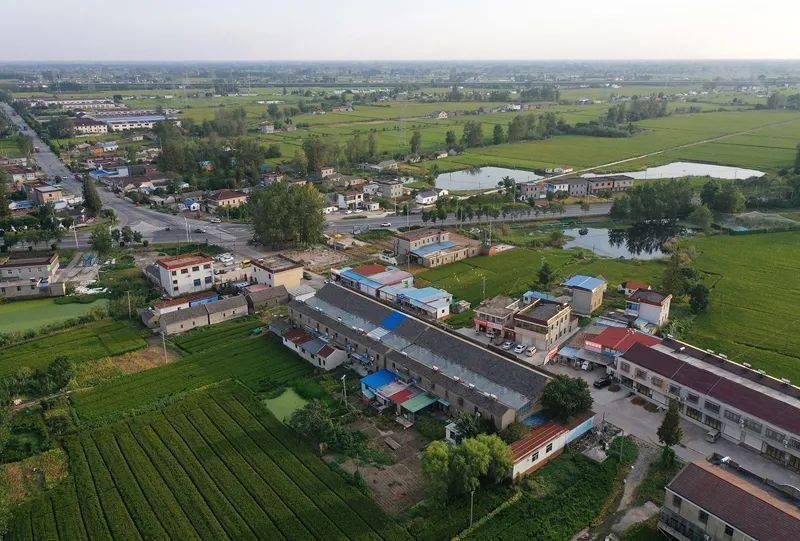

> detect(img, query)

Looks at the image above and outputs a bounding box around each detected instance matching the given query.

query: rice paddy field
[70,322,313,425]
[0,320,147,376]
[0,297,109,334]
[8,383,409,541]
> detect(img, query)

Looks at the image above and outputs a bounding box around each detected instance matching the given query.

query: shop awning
[401,393,438,413]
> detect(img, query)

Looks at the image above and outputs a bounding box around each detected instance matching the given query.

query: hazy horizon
[3,0,800,62]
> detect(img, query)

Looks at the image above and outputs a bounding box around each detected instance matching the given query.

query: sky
[2,0,800,62]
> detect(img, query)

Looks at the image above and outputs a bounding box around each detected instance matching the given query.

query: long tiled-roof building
[615,339,800,473]
[283,283,550,429]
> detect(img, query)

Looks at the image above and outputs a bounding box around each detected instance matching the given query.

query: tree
[453,412,482,442]
[367,132,377,158]
[492,124,505,145]
[90,226,112,256]
[541,374,593,423]
[712,183,745,213]
[689,283,710,314]
[449,437,490,495]
[409,130,422,154]
[82,177,103,217]
[0,179,10,220]
[700,180,720,208]
[688,205,712,230]
[795,143,800,174]
[537,260,555,290]
[251,182,324,247]
[445,130,457,149]
[421,441,451,507]
[475,434,512,483]
[461,121,484,148]
[290,149,308,174]
[657,401,683,465]
[16,134,33,158]
[661,247,695,296]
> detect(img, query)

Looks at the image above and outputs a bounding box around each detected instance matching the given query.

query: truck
[34,146,41,153]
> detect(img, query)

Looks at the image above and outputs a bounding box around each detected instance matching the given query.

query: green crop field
[0,320,147,376]
[417,247,664,305]
[685,232,800,382]
[171,317,263,354]
[8,384,410,541]
[71,327,313,424]
[0,137,24,157]
[0,297,110,334]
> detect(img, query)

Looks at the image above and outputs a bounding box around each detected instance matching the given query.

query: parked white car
[501,341,513,350]
[513,344,526,354]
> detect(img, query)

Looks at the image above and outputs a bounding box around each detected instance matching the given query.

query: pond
[563,223,686,260]
[584,161,764,180]
[435,166,542,190]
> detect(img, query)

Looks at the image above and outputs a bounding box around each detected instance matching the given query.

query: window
[530,451,539,462]
[458,397,464,407]
[724,410,741,423]
[180,268,188,274]
[651,376,664,387]
[634,368,647,380]
[668,384,681,396]
[698,511,708,524]
[193,279,201,286]
[619,362,630,373]
[724,525,734,537]
[546,443,553,453]
[744,418,762,433]
[672,495,682,508]
[789,438,800,451]
[171,270,177,276]
[204,276,212,284]
[704,416,721,430]
[704,401,720,414]
[192,266,199,272]
[203,264,211,269]
[766,427,785,442]
[686,393,699,404]
[686,406,702,421]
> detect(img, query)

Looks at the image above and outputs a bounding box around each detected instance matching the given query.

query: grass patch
[263,387,308,421]
[0,297,109,334]
[634,458,683,507]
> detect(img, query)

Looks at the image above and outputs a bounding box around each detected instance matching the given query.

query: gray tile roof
[205,295,248,315]
[159,304,208,326]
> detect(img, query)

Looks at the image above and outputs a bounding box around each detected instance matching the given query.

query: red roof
[318,345,336,358]
[623,280,650,291]
[509,423,567,461]
[283,328,313,346]
[587,327,661,352]
[352,264,386,277]
[209,189,246,202]
[153,291,217,309]
[389,388,416,404]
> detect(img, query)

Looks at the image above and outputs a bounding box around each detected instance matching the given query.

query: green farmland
[71,323,313,424]
[8,384,409,541]
[0,320,146,376]
[0,297,109,334]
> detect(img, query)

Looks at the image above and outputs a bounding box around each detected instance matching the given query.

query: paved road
[4,101,616,252]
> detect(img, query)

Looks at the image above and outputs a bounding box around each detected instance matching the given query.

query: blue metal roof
[557,346,581,359]
[524,290,557,302]
[361,369,396,390]
[381,311,407,330]
[410,241,456,257]
[400,286,449,301]
[563,275,606,291]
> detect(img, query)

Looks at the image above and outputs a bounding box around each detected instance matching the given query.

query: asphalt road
[4,101,613,254]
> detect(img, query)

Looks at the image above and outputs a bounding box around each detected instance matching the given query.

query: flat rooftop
[155,253,212,270]
[516,299,569,324]
[252,255,302,273]
[475,296,519,318]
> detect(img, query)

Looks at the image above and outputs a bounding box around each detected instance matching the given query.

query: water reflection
[563,223,684,259]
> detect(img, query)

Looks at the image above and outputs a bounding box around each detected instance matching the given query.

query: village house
[516,181,547,200]
[146,253,215,297]
[620,280,652,297]
[243,284,289,312]
[415,189,439,205]
[394,229,480,268]
[251,255,304,290]
[156,295,248,335]
[319,166,335,178]
[328,173,368,189]
[258,122,275,133]
[566,178,589,197]
[373,178,404,199]
[31,185,63,206]
[277,325,348,371]
[616,338,800,474]
[625,288,672,327]
[434,150,449,159]
[587,175,634,194]
[510,412,595,478]
[3,165,39,184]
[512,298,577,352]
[337,190,364,210]
[205,189,248,211]
[72,117,109,135]
[562,275,607,316]
[331,264,414,297]
[281,284,551,429]
[473,296,521,338]
[94,141,119,153]
[659,460,800,541]
[0,252,60,282]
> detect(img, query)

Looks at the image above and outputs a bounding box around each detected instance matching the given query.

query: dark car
[593,375,613,389]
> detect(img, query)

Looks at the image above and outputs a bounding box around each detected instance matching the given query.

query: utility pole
[469,490,475,528]
[126,290,132,319]
[184,216,190,242]
[482,275,486,301]
[72,224,79,249]
[341,374,347,406]
[161,331,167,362]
